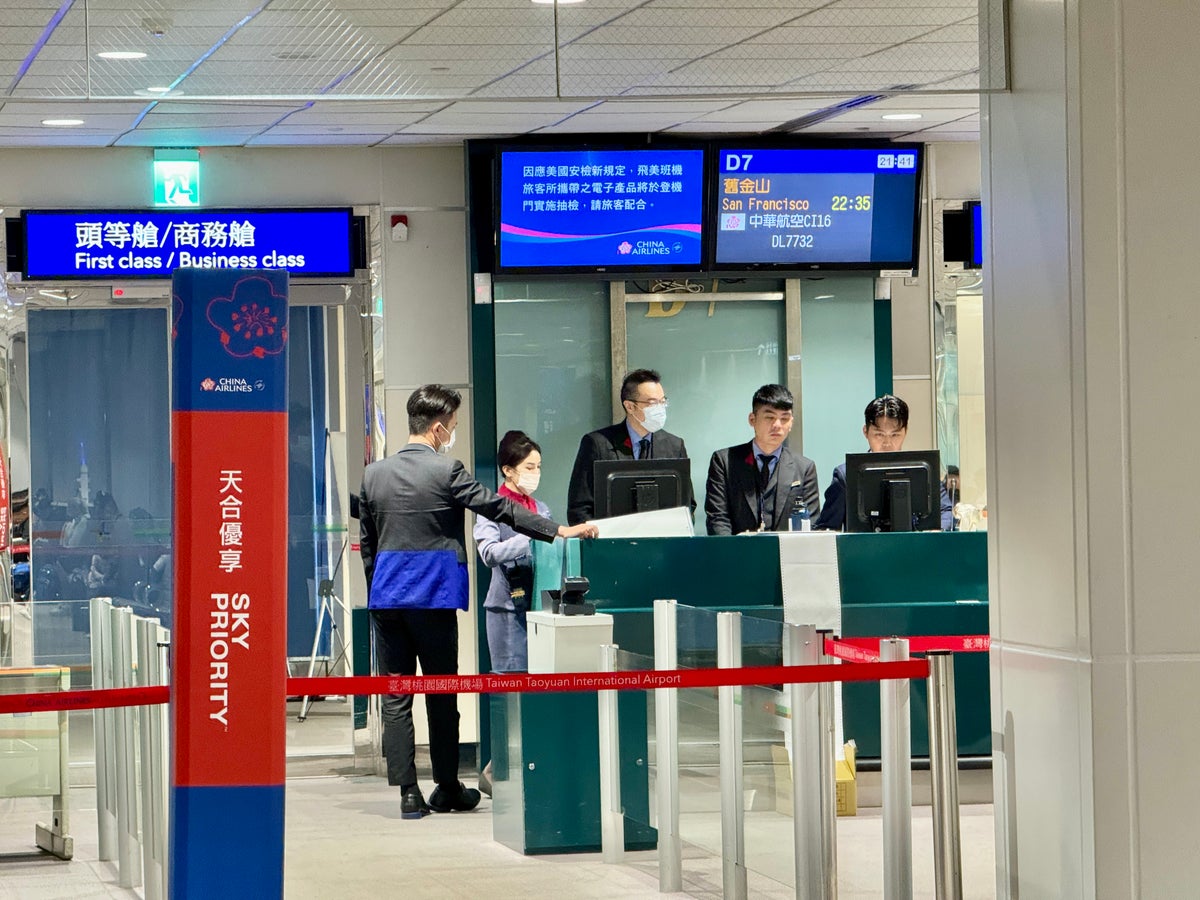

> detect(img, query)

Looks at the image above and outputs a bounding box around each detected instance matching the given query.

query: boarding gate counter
[489,531,988,854]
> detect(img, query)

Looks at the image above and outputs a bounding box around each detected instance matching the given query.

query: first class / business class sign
[21,207,354,279]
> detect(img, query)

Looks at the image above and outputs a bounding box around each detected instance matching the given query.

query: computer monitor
[593,457,690,519]
[844,450,941,532]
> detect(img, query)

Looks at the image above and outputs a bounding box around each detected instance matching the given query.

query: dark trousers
[370,608,460,790]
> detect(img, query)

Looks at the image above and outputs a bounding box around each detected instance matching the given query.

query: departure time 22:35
[831,195,871,211]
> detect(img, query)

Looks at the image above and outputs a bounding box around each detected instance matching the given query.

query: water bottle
[789,496,811,532]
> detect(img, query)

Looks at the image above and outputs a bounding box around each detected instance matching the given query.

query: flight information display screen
[497,146,705,272]
[712,146,922,270]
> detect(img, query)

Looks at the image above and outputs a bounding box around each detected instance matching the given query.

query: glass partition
[933,198,989,530]
[739,611,795,892]
[798,274,878,488]
[493,281,611,518]
[612,646,659,842]
[27,308,172,671]
[673,603,724,878]
[671,603,796,893]
[934,280,987,527]
[626,295,785,516]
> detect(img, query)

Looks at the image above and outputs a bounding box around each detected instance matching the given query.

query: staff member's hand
[558,522,600,539]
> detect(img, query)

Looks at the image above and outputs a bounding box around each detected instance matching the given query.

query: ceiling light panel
[248,130,388,146]
[0,102,147,129]
[186,2,485,98]
[141,102,305,130]
[113,126,263,148]
[282,102,449,126]
[0,0,988,144]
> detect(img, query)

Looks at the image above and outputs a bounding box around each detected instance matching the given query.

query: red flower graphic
[205,275,289,359]
[201,378,216,391]
[618,241,633,255]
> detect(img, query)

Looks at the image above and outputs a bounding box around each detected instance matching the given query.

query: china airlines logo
[617,241,633,255]
[201,378,217,391]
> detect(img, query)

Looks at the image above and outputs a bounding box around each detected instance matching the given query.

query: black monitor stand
[884,479,913,533]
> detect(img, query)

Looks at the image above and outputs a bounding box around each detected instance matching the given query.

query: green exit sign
[153,150,200,207]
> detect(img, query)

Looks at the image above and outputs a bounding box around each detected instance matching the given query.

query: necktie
[757,454,772,491]
[638,437,650,460]
[756,454,772,528]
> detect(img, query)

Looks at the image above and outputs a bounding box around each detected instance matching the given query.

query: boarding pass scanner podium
[526,611,614,674]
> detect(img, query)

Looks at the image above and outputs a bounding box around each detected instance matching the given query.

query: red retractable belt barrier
[285,660,928,698]
[0,685,168,715]
[0,639,992,714]
[824,634,990,664]
[0,659,934,714]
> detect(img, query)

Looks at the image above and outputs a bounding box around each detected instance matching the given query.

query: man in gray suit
[359,384,597,820]
[704,383,821,535]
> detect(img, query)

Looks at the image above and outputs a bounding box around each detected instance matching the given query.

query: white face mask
[641,403,668,434]
[517,471,541,494]
[437,422,456,454]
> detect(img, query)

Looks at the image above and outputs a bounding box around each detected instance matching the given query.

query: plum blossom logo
[618,241,633,255]
[205,275,288,359]
[201,378,216,391]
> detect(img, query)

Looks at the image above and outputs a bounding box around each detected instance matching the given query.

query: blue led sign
[970,200,984,268]
[712,145,923,270]
[497,147,704,272]
[22,208,354,279]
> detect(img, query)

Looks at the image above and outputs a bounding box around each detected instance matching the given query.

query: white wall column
[985,1,1200,896]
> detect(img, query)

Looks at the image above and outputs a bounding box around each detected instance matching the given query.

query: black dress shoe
[428,781,481,813]
[401,786,430,820]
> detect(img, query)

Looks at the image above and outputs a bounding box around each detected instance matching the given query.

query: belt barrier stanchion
[111,604,142,888]
[136,617,169,900]
[90,597,118,861]
[653,598,682,892]
[598,642,624,863]
[717,611,747,900]
[817,629,839,900]
[880,638,913,900]
[927,652,963,900]
[786,623,824,899]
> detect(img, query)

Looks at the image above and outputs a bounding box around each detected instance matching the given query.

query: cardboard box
[770,739,858,817]
[771,744,793,815]
[835,740,857,817]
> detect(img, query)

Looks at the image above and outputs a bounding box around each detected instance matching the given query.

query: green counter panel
[491,530,989,855]
[572,531,990,759]
[836,532,989,758]
[490,692,656,855]
[579,536,783,612]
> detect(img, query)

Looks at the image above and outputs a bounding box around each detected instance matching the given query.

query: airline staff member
[813,394,954,531]
[565,368,694,524]
[704,383,820,534]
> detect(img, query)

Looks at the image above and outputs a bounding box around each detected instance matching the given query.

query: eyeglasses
[630,398,669,408]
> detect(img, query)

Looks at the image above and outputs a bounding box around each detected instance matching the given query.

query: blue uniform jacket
[359,443,559,610]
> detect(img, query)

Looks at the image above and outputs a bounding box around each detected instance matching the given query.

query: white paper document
[589,505,695,538]
[777,530,842,632]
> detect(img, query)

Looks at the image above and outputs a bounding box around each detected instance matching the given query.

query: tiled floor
[0,699,997,899]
